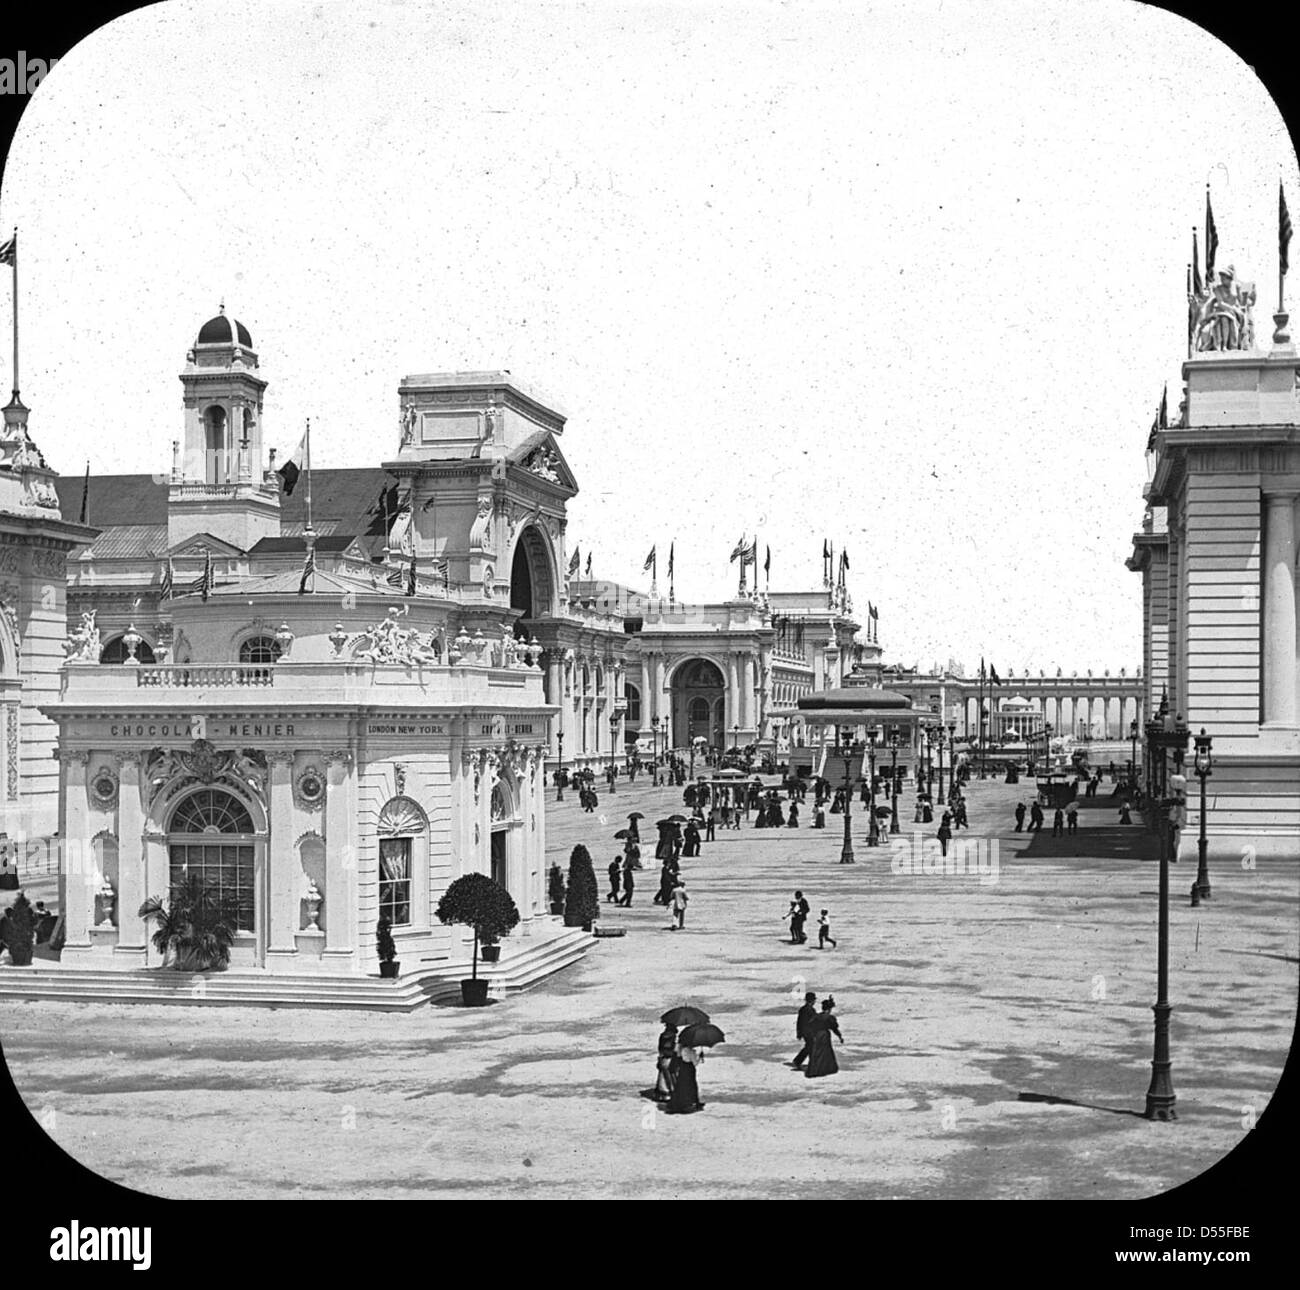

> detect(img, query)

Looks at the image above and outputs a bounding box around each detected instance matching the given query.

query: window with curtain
[378,838,412,927]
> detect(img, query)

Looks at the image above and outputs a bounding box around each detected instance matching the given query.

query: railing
[137,666,274,688]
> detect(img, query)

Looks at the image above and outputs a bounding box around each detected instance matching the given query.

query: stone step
[0,928,597,1012]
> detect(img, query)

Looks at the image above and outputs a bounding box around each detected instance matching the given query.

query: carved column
[113,753,147,961]
[640,653,652,731]
[740,653,755,732]
[1263,492,1299,726]
[266,753,298,959]
[322,751,355,963]
[726,654,740,735]
[60,752,93,954]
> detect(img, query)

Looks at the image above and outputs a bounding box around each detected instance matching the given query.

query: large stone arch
[666,655,728,750]
[509,523,559,625]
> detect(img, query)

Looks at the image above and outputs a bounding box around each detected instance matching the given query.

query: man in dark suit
[791,991,818,1068]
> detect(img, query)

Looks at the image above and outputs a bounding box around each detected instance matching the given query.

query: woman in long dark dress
[787,801,800,827]
[804,998,842,1078]
[667,1042,703,1113]
[770,798,786,827]
[655,863,675,905]
[655,1024,677,1101]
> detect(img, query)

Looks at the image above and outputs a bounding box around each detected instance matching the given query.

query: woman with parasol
[655,1022,678,1100]
[667,1019,723,1113]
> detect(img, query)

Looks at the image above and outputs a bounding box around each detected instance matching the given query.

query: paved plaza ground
[0,776,1295,1199]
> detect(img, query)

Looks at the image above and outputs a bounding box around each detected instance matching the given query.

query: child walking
[817,908,837,950]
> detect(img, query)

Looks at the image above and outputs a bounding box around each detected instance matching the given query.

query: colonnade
[960,690,1145,740]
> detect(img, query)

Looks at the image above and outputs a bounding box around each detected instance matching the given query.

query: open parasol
[660,1005,710,1027]
[614,828,632,839]
[666,814,689,824]
[678,1022,725,1048]
[627,811,645,820]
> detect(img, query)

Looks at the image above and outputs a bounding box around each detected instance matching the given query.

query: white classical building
[1129,254,1300,861]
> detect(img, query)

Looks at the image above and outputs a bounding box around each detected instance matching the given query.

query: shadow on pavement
[1016,1091,1146,1118]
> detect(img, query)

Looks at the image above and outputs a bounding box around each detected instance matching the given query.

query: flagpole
[1186,264,1191,360]
[304,418,313,536]
[9,228,17,402]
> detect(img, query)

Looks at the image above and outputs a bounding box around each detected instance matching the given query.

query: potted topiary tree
[138,875,239,972]
[0,892,37,966]
[547,863,566,916]
[376,915,400,979]
[563,844,599,932]
[436,873,520,1006]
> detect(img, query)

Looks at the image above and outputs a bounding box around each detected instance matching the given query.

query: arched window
[239,635,283,665]
[377,796,427,928]
[205,406,229,484]
[168,788,256,932]
[689,697,710,724]
[625,682,642,725]
[99,635,157,665]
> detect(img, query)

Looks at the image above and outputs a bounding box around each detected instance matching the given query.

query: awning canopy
[796,687,912,712]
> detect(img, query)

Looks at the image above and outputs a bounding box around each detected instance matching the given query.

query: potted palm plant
[436,873,520,1006]
[376,915,400,979]
[0,892,37,966]
[138,875,238,972]
[547,863,566,916]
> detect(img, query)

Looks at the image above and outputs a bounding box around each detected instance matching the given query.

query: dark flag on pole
[385,564,404,589]
[276,429,308,495]
[78,460,90,524]
[730,536,747,563]
[160,559,174,601]
[1206,188,1218,280]
[406,553,417,597]
[667,542,674,580]
[764,545,770,578]
[1192,230,1202,296]
[1159,384,1168,430]
[990,665,1002,686]
[0,234,13,266]
[568,547,580,577]
[200,551,213,602]
[643,545,656,573]
[585,552,592,577]
[1282,182,1293,279]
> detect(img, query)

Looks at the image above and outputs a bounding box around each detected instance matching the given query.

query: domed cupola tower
[169,306,280,550]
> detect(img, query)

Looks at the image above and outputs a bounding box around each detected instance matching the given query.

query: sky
[0,0,1295,676]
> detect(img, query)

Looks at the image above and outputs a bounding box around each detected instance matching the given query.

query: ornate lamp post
[837,725,856,865]
[733,722,739,753]
[1130,718,1140,790]
[888,725,901,834]
[866,726,880,847]
[651,715,660,771]
[935,723,945,805]
[556,731,565,802]
[609,712,620,780]
[979,703,989,779]
[1142,698,1189,1122]
[1192,728,1213,904]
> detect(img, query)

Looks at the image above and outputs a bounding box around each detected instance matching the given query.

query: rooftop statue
[1191,265,1256,352]
[63,610,101,663]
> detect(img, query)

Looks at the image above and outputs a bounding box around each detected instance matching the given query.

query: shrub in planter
[436,873,520,1004]
[0,892,37,966]
[563,844,599,930]
[138,876,239,972]
[547,864,566,915]
[376,915,400,979]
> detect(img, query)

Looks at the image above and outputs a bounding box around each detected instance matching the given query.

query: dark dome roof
[796,687,912,711]
[196,313,252,347]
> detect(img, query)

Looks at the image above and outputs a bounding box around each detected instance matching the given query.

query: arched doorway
[669,658,726,750]
[167,787,259,961]
[510,525,557,636]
